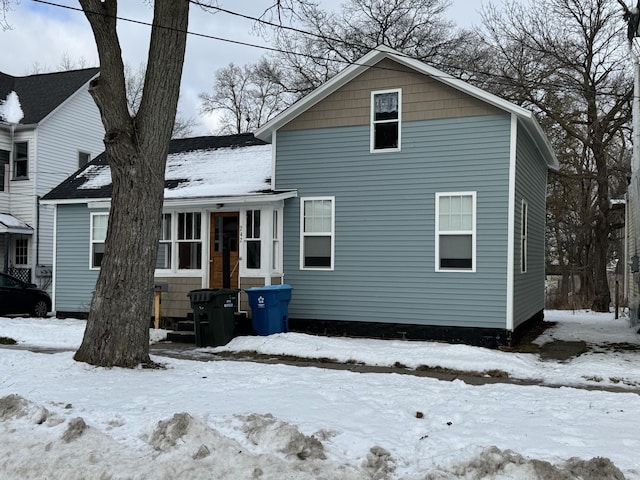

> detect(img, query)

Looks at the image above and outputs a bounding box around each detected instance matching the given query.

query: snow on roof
[0,213,33,233]
[77,143,273,199]
[0,91,24,124]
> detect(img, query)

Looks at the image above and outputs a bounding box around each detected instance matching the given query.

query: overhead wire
[29,0,633,97]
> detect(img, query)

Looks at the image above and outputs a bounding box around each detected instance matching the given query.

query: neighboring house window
[371,89,401,151]
[0,149,8,192]
[521,200,528,273]
[90,213,108,269]
[301,197,334,269]
[272,210,279,271]
[436,192,476,272]
[156,213,172,269]
[13,142,28,179]
[78,151,91,168]
[177,212,202,269]
[246,210,261,269]
[14,237,28,266]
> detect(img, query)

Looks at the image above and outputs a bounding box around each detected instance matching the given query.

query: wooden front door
[209,212,239,288]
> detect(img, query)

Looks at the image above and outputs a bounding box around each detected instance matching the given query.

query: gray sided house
[255,46,558,346]
[42,134,296,319]
[0,68,104,288]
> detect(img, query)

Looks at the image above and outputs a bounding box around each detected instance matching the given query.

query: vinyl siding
[54,203,100,312]
[513,126,548,327]
[277,114,512,329]
[282,58,502,131]
[35,86,104,267]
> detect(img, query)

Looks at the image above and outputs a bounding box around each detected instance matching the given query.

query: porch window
[246,210,261,269]
[177,212,202,269]
[272,210,279,271]
[13,142,28,179]
[14,237,28,266]
[0,149,8,191]
[90,213,108,269]
[301,197,334,269]
[371,89,401,151]
[521,200,528,273]
[156,213,172,269]
[436,192,476,272]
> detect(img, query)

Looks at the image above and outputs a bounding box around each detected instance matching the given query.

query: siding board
[277,114,512,329]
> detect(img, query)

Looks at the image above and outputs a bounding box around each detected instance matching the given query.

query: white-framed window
[90,212,108,269]
[13,237,29,266]
[300,197,335,270]
[371,89,401,152]
[246,210,261,269]
[436,192,476,272]
[13,141,28,179]
[177,212,202,269]
[272,210,280,271]
[78,151,91,168]
[156,213,172,270]
[521,200,528,273]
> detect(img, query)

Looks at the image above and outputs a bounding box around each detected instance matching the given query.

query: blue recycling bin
[245,284,292,336]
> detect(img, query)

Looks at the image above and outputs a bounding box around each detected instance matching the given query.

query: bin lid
[188,288,240,301]
[244,284,292,292]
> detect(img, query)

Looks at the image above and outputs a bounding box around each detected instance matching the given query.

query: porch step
[166,329,195,344]
[164,314,251,345]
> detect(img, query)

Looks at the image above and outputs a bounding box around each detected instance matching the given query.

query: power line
[29,0,632,101]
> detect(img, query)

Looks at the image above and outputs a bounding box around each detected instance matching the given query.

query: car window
[0,275,21,288]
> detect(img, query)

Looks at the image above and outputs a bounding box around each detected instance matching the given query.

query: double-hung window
[246,210,261,269]
[177,212,202,269]
[436,192,476,271]
[301,197,334,269]
[371,89,401,151]
[0,149,8,191]
[272,210,280,271]
[13,142,28,179]
[90,213,108,269]
[521,200,528,273]
[156,213,172,269]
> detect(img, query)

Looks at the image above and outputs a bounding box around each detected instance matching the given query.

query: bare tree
[72,0,190,367]
[478,0,633,311]
[200,58,288,134]
[263,0,463,96]
[125,62,196,138]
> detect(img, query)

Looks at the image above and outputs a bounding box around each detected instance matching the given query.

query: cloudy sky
[1,0,492,135]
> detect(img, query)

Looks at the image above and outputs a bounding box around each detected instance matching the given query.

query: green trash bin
[187,288,239,347]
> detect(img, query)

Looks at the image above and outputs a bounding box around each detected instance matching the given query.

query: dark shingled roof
[0,68,99,124]
[42,133,269,201]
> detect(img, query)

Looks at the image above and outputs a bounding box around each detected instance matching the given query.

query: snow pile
[2,311,640,479]
[0,91,24,124]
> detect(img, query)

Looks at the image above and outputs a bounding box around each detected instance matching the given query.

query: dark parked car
[0,272,51,317]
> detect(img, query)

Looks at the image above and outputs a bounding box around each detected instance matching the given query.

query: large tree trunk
[74,0,189,367]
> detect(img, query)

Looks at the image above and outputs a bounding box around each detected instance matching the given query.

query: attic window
[371,89,401,152]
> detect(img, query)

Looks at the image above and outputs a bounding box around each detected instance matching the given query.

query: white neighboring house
[0,68,104,289]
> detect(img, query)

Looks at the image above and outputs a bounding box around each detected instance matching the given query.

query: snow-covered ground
[1,310,639,479]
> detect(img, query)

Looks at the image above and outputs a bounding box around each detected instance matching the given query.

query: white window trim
[300,196,335,271]
[13,237,29,267]
[521,200,528,273]
[89,212,108,270]
[12,141,29,180]
[435,192,476,273]
[370,88,402,153]
[155,211,204,276]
